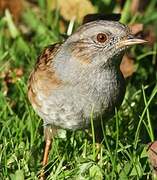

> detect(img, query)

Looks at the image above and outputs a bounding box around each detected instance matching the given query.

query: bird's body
[28,19,146,178]
[28,21,128,130]
[29,44,125,129]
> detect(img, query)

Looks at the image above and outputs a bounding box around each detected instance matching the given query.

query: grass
[0,0,157,179]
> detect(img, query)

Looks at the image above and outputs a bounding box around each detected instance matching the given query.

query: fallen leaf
[14,68,24,77]
[50,0,96,22]
[147,141,157,175]
[129,23,143,35]
[120,54,135,78]
[1,67,24,95]
[0,0,23,22]
[143,26,156,46]
[3,69,21,84]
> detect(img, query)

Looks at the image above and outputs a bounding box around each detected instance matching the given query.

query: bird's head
[64,20,146,68]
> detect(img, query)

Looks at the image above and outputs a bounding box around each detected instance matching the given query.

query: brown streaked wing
[28,43,62,109]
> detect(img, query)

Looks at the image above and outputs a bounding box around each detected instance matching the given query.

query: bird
[28,19,146,179]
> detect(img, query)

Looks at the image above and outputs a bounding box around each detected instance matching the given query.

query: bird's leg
[42,137,51,167]
[40,125,57,180]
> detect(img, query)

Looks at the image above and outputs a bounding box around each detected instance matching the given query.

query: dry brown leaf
[143,26,156,46]
[1,67,24,95]
[147,141,157,175]
[120,54,135,78]
[0,0,23,22]
[3,68,24,83]
[50,0,96,22]
[14,68,24,77]
[129,23,143,35]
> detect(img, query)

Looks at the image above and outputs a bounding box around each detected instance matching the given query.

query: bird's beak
[117,35,147,48]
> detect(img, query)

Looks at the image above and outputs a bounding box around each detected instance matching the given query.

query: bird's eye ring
[97,33,108,43]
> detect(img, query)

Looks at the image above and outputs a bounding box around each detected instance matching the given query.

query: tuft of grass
[0,0,157,179]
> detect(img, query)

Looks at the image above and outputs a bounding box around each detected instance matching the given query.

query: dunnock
[28,19,146,178]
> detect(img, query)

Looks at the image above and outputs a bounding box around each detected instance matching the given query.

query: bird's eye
[96,33,107,43]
